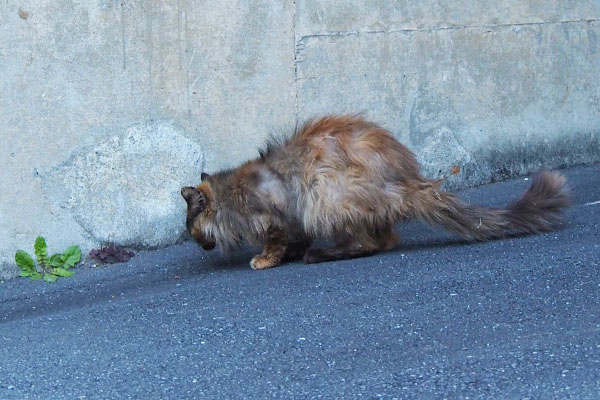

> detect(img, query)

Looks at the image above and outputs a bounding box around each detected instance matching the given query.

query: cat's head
[181,172,216,251]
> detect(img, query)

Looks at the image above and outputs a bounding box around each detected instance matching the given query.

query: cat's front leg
[250,227,288,270]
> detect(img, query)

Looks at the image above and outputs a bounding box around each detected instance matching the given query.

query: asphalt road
[1,164,599,399]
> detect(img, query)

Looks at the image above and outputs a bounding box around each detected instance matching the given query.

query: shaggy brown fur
[181,115,570,270]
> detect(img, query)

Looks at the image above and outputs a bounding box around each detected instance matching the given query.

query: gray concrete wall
[1,1,599,278]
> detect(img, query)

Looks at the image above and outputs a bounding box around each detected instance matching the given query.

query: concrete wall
[1,1,599,278]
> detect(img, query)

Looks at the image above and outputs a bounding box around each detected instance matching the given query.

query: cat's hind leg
[284,238,312,261]
[302,224,399,264]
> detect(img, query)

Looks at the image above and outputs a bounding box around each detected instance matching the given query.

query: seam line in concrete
[298,18,599,42]
[293,0,299,130]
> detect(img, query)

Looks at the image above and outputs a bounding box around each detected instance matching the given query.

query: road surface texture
[1,164,599,399]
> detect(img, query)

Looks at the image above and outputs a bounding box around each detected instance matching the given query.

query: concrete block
[296,20,600,188]
[0,0,295,278]
[1,0,599,279]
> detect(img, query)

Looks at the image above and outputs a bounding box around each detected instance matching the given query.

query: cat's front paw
[250,255,279,270]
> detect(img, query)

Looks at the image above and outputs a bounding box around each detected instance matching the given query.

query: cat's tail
[407,170,570,240]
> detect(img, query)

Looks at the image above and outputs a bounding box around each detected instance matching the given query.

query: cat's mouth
[201,242,216,251]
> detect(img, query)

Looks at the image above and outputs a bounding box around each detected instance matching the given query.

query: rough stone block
[46,123,203,248]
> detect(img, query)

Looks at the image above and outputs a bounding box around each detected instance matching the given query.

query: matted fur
[181,115,570,269]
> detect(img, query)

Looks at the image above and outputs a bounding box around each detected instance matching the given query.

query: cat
[181,115,569,270]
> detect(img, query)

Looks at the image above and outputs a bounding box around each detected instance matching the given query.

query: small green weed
[15,236,81,283]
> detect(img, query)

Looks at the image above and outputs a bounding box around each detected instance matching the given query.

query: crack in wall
[296,18,599,44]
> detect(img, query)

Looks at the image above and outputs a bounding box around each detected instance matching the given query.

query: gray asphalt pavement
[1,164,599,399]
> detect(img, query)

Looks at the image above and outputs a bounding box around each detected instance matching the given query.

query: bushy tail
[409,171,570,241]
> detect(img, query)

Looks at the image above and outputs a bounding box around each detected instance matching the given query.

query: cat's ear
[181,186,197,202]
[181,186,205,206]
[201,172,210,182]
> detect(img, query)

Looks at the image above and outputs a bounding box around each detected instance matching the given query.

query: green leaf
[49,253,64,267]
[30,273,42,281]
[34,236,48,267]
[61,245,81,269]
[15,250,37,276]
[51,268,73,277]
[43,274,58,283]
